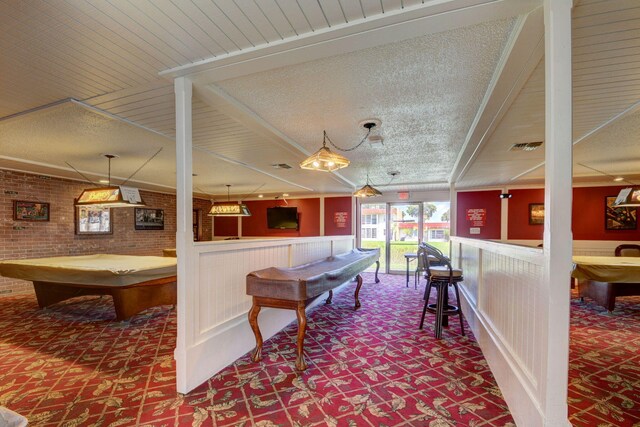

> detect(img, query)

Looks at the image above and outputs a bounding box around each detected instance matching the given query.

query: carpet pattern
[568,293,640,427]
[0,273,636,426]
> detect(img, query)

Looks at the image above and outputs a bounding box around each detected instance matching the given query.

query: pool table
[0,254,177,320]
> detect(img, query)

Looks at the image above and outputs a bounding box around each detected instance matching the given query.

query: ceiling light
[208,185,251,217]
[98,179,109,184]
[75,154,145,208]
[354,174,382,198]
[282,193,289,197]
[300,122,379,172]
[613,187,640,207]
[258,194,264,198]
[614,177,624,182]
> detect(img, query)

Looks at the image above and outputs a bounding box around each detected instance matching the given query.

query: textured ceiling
[216,18,516,190]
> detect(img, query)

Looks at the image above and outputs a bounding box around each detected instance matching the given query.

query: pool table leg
[374,260,380,283]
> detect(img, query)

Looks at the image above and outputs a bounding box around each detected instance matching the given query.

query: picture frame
[135,208,164,230]
[605,196,637,230]
[75,204,112,235]
[13,200,50,221]
[528,203,544,225]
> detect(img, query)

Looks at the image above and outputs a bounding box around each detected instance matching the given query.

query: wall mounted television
[267,207,299,229]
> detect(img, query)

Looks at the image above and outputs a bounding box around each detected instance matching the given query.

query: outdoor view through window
[360,202,450,272]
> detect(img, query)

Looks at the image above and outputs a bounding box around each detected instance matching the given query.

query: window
[362,227,377,239]
[429,229,446,241]
[362,214,378,225]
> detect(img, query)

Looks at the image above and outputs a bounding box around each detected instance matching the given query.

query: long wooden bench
[246,248,380,370]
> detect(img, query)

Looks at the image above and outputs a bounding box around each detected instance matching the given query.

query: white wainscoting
[176,235,355,393]
[506,239,640,256]
[451,237,546,426]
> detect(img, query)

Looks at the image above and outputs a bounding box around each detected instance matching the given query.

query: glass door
[360,203,387,272]
[422,201,451,256]
[388,203,422,273]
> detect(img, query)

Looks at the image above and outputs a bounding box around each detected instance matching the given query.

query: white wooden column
[174,76,194,394]
[500,187,509,241]
[542,0,572,425]
[449,184,457,237]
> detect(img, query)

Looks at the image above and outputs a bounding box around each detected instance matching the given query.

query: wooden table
[572,256,640,312]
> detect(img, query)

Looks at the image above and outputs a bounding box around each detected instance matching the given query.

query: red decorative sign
[334,212,348,228]
[466,208,486,227]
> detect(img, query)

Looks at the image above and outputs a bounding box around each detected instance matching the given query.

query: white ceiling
[1,0,639,198]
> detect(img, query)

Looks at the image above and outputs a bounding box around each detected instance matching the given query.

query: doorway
[360,201,451,274]
[387,203,422,273]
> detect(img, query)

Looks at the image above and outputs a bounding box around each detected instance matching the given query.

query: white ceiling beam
[160,0,541,84]
[449,6,545,185]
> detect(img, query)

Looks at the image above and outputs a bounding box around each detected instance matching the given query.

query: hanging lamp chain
[324,127,372,152]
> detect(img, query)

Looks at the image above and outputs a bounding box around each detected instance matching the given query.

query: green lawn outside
[360,240,450,272]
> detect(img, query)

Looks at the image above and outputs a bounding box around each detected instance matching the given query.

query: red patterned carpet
[0,273,636,426]
[568,293,640,426]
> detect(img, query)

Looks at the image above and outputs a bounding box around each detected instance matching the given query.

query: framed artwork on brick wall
[76,204,112,235]
[135,208,164,230]
[13,200,50,221]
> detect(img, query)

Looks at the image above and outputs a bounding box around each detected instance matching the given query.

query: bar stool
[419,246,465,339]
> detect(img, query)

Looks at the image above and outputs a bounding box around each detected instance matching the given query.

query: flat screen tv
[267,207,298,229]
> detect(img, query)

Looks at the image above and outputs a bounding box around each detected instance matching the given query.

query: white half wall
[176,235,355,393]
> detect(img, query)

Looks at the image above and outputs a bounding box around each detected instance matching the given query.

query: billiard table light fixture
[613,187,640,207]
[74,155,146,208]
[208,185,252,217]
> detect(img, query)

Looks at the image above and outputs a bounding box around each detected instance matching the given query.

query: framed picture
[135,208,164,230]
[528,203,544,225]
[13,200,50,221]
[605,196,637,230]
[76,205,112,234]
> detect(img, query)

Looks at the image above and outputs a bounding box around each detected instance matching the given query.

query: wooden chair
[615,244,640,257]
[419,245,465,339]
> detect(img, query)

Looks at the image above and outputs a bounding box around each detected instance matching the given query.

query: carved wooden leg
[248,300,263,363]
[354,274,363,309]
[325,290,333,304]
[374,260,380,283]
[295,301,308,371]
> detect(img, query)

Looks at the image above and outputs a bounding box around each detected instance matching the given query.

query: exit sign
[397,191,410,200]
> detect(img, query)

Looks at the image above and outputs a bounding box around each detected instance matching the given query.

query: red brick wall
[0,169,211,296]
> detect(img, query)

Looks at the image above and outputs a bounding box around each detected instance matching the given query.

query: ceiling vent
[271,163,292,169]
[509,141,543,152]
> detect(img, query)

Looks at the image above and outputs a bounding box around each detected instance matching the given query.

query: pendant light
[613,187,640,207]
[208,185,252,216]
[299,121,379,172]
[75,154,146,208]
[353,174,382,198]
[299,131,350,172]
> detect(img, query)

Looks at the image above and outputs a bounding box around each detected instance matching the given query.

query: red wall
[213,215,238,237]
[507,188,545,240]
[573,186,639,240]
[456,190,502,239]
[240,198,321,237]
[324,197,352,236]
